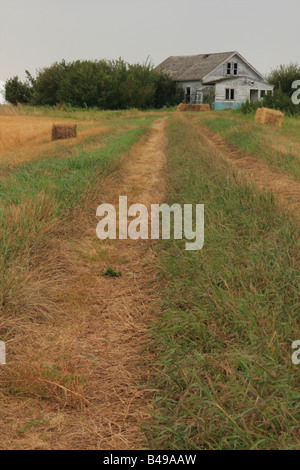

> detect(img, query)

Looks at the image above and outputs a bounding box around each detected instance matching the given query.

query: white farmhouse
[156,51,273,109]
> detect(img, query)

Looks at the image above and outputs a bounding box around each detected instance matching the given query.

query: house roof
[155,52,236,81]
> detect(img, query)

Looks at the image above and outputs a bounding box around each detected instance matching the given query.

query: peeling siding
[203,53,264,83]
[215,77,273,107]
[179,81,203,103]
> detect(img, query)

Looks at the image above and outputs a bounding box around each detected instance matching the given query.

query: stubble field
[0,105,299,450]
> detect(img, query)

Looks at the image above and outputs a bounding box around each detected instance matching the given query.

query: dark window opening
[234,63,238,75]
[185,87,191,103]
[227,63,231,75]
[260,90,266,98]
[226,88,235,100]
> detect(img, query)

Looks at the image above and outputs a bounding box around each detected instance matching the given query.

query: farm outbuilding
[156,51,274,110]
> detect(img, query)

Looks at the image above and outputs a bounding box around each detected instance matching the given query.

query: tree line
[240,63,300,115]
[5,59,183,109]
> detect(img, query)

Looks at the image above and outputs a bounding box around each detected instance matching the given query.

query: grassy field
[148,112,300,450]
[0,108,156,445]
[0,105,299,449]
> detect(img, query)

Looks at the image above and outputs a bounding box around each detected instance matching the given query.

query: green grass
[147,114,300,450]
[200,114,300,181]
[0,118,151,312]
[15,103,172,123]
[0,126,144,207]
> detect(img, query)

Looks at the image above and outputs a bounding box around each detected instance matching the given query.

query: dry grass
[0,118,166,449]
[0,115,112,166]
[0,105,22,117]
[255,107,284,127]
[0,116,55,153]
[177,103,210,112]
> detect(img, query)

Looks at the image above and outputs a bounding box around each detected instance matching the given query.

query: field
[0,105,299,449]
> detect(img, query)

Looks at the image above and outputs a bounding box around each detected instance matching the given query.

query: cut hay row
[148,112,300,450]
[177,103,210,112]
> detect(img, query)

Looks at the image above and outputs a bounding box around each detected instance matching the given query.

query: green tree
[5,76,32,105]
[58,60,104,107]
[33,61,66,105]
[268,63,300,97]
[5,58,180,109]
[153,72,179,108]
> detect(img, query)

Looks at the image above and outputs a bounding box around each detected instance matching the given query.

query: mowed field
[0,114,114,166]
[0,105,299,450]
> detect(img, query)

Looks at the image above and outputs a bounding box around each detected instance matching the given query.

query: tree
[57,60,103,107]
[5,58,180,109]
[33,61,66,105]
[268,63,300,97]
[153,72,179,108]
[5,76,32,105]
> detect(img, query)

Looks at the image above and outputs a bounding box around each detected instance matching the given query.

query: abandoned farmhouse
[156,51,273,109]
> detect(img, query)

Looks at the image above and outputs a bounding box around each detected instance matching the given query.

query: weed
[102,267,122,278]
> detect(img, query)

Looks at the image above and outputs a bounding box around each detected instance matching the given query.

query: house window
[227,63,238,75]
[250,89,259,102]
[226,88,235,100]
[185,87,191,103]
[260,90,266,98]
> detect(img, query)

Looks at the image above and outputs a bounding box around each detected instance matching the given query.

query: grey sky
[0,0,299,83]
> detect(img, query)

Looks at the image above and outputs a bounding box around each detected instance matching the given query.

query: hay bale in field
[199,104,210,112]
[177,103,210,112]
[254,107,284,127]
[51,123,77,141]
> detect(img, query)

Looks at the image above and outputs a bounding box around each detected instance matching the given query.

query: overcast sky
[0,0,299,83]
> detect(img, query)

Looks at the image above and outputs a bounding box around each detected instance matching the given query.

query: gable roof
[155,52,235,81]
[155,51,268,84]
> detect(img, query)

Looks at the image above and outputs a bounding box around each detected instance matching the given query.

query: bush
[5,76,32,105]
[238,63,300,116]
[268,63,300,97]
[238,91,300,116]
[5,59,181,110]
[262,88,300,115]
